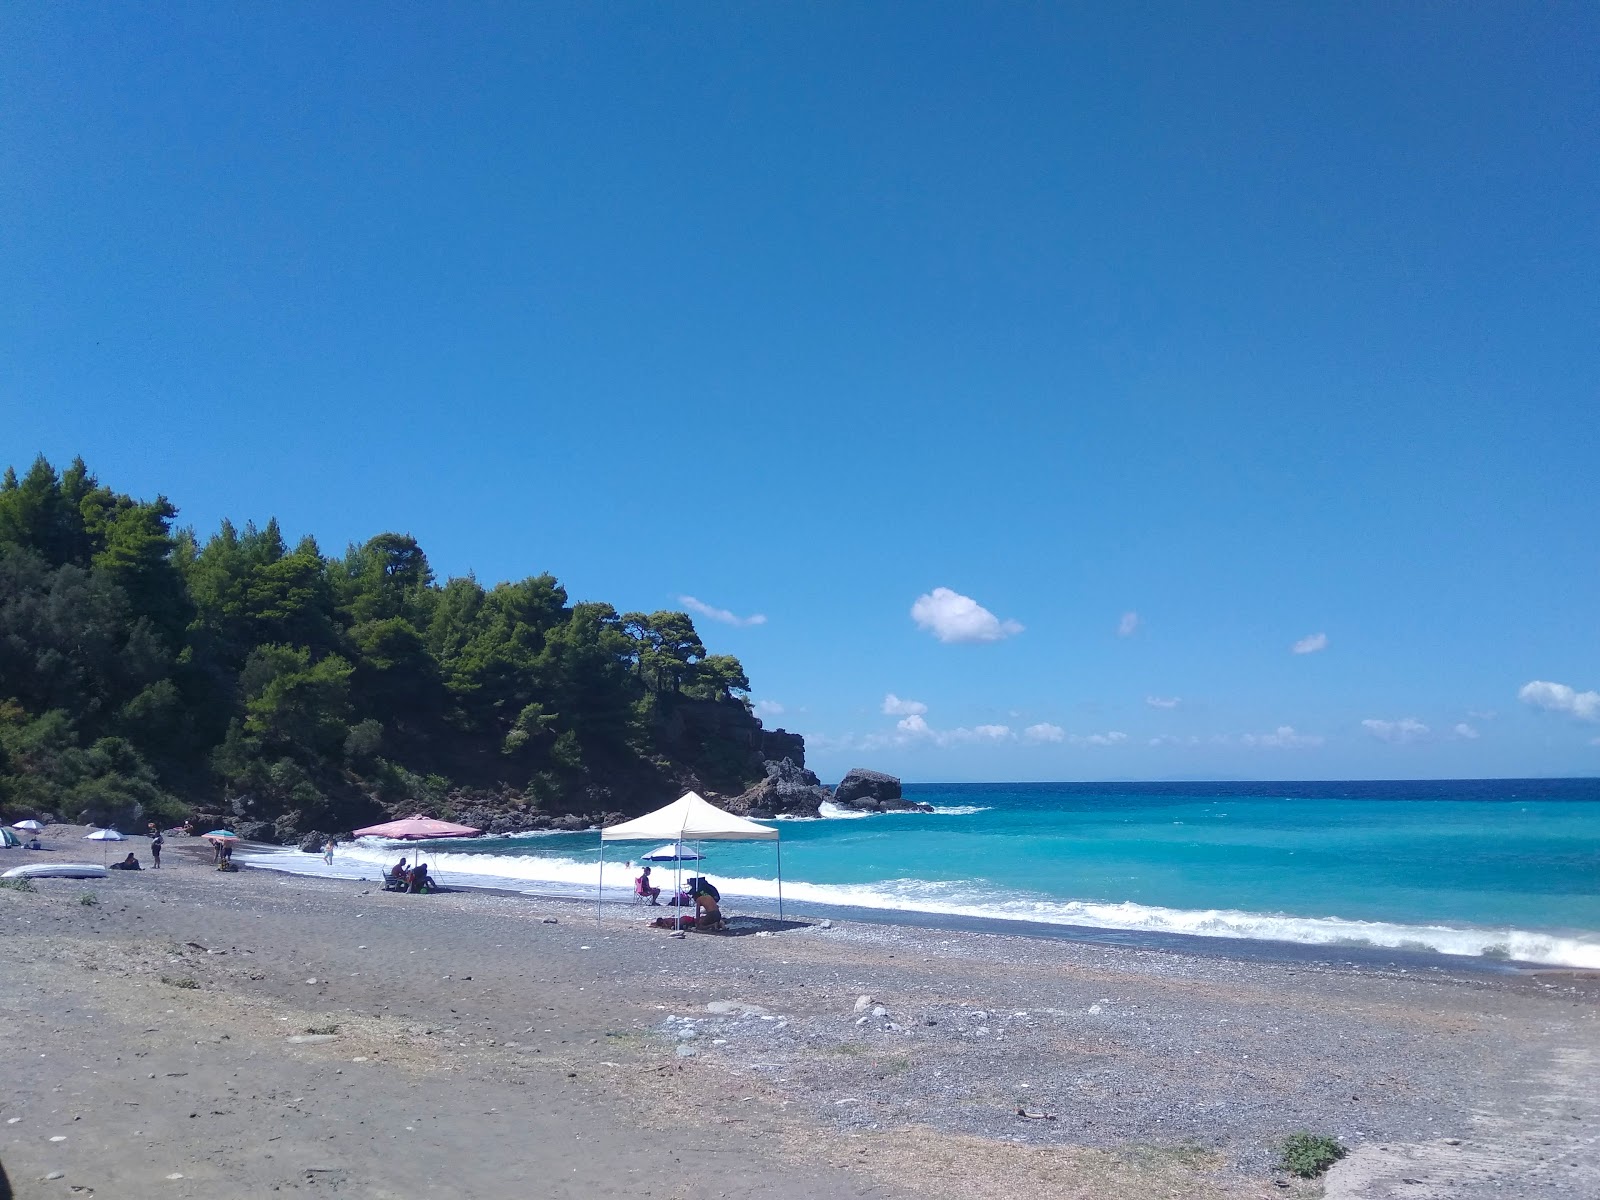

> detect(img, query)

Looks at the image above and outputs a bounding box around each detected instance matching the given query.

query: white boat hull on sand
[2,862,110,880]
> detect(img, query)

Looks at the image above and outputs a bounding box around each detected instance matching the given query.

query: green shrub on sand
[1279,1132,1347,1178]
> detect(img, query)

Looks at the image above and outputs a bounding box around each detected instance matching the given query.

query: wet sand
[1,832,1595,1199]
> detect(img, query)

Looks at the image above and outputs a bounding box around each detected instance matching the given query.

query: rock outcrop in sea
[833,768,932,812]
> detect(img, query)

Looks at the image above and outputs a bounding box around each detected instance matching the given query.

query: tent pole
[596,841,604,926]
[776,835,784,921]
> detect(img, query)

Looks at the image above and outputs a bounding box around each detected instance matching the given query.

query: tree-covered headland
[0,456,799,839]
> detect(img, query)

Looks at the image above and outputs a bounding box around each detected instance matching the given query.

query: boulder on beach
[298,831,331,854]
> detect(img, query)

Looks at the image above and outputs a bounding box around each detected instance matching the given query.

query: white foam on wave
[239,842,1600,969]
[816,801,874,820]
[815,801,990,819]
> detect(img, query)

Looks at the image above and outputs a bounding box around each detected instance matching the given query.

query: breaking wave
[239,841,1600,970]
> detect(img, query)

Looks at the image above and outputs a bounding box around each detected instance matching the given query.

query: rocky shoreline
[176,756,931,848]
[723,762,933,819]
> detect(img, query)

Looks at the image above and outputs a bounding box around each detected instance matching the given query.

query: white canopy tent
[598,791,782,923]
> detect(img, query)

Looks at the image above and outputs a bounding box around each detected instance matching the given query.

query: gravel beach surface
[2,831,1595,1199]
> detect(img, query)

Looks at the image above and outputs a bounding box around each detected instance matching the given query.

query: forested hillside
[0,456,795,839]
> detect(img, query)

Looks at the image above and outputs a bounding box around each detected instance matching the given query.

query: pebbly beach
[2,829,1596,1199]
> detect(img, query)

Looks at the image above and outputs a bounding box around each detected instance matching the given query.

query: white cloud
[896,713,933,737]
[874,713,1016,748]
[1149,734,1201,747]
[1145,695,1181,709]
[1071,731,1128,746]
[754,700,784,719]
[1117,611,1141,637]
[1023,723,1065,743]
[911,587,1024,644]
[1291,632,1328,655]
[882,693,928,717]
[1518,680,1600,722]
[1240,725,1324,748]
[679,595,767,627]
[1468,709,1498,721]
[1453,723,1479,740]
[1362,717,1430,744]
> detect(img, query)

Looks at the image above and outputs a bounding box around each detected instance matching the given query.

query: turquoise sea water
[283,779,1600,968]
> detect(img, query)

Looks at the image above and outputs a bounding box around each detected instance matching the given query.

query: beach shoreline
[2,831,1596,1199]
[236,836,1595,978]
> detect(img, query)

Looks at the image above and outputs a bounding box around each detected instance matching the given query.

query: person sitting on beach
[692,877,723,929]
[389,857,409,883]
[635,866,660,905]
[110,852,142,871]
[407,863,433,893]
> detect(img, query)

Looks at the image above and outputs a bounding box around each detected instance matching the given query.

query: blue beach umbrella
[639,842,703,864]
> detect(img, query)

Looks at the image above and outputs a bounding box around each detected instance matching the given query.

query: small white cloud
[1453,723,1479,740]
[1023,723,1065,743]
[754,700,784,719]
[679,595,767,628]
[1117,611,1141,637]
[1145,695,1181,709]
[1291,632,1328,655]
[1362,717,1430,744]
[910,587,1024,644]
[971,724,1012,741]
[896,713,933,737]
[1149,734,1201,747]
[1468,709,1498,721]
[1518,680,1600,722]
[882,693,928,717]
[1240,725,1324,748]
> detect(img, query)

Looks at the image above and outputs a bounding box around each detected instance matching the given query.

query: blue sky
[4,3,1597,783]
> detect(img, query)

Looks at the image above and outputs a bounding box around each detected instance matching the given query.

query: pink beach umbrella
[350,814,483,840]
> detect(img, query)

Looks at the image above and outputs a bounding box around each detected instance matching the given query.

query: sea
[249,779,1600,970]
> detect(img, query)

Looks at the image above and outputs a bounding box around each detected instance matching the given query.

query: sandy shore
[2,832,1596,1199]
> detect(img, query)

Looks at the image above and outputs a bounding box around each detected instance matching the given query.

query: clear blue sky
[4,3,1596,783]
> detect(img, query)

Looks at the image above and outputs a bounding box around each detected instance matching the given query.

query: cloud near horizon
[1239,725,1324,748]
[1362,717,1430,744]
[678,595,767,627]
[1518,680,1600,722]
[839,712,1130,752]
[1145,695,1181,709]
[911,587,1024,644]
[1291,632,1328,654]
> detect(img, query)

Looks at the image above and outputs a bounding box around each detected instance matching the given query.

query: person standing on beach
[323,838,335,865]
[150,831,163,868]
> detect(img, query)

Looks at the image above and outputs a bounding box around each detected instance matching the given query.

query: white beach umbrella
[14,820,44,832]
[84,827,127,865]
